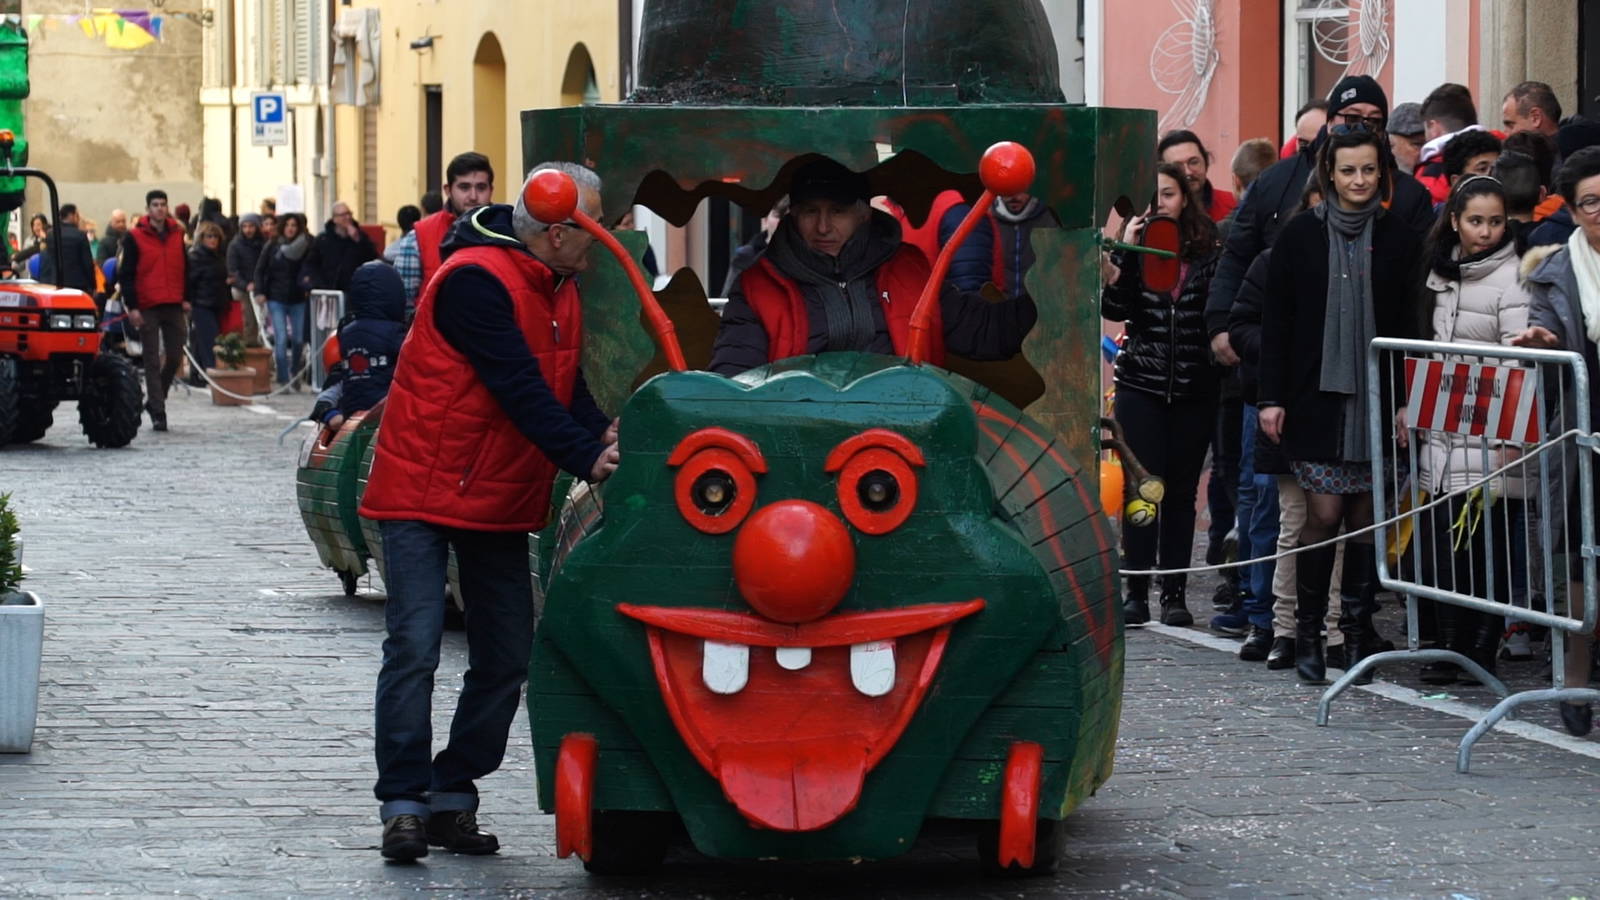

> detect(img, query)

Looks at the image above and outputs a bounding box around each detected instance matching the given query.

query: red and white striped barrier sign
[1404,358,1542,443]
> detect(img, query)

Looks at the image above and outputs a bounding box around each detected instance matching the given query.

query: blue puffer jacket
[336,261,408,416]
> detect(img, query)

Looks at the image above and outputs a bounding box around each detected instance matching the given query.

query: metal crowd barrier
[308,289,345,390]
[1318,337,1600,772]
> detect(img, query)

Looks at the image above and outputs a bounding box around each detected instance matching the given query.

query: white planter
[0,590,42,753]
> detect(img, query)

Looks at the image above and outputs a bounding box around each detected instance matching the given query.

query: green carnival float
[296,0,1164,875]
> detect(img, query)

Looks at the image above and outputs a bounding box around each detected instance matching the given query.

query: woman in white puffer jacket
[1416,174,1530,685]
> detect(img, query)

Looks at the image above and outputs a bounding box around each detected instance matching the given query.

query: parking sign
[251,92,287,147]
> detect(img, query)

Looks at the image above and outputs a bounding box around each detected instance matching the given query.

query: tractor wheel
[581,811,675,876]
[78,354,144,448]
[0,358,19,445]
[10,399,58,444]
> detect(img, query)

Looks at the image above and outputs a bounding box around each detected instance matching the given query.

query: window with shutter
[293,0,316,85]
[273,0,289,86]
[362,105,378,224]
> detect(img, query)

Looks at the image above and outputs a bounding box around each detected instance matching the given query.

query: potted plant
[207,332,257,407]
[242,329,274,396]
[0,492,42,754]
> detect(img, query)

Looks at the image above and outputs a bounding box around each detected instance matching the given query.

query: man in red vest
[117,189,188,431]
[710,158,1038,375]
[359,161,617,862]
[390,152,496,307]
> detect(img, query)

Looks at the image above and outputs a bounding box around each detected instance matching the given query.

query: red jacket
[121,215,187,308]
[360,245,583,531]
[1206,188,1238,223]
[412,209,456,292]
[737,245,946,366]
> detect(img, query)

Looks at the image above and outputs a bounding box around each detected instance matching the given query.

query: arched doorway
[561,43,600,107]
[472,33,507,189]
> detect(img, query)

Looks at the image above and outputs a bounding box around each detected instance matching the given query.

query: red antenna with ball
[905,141,1036,366]
[522,168,689,372]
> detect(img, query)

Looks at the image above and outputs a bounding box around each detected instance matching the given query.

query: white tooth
[849,640,896,697]
[775,646,812,670]
[702,641,749,694]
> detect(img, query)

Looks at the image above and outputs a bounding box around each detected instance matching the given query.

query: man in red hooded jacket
[359,161,617,862]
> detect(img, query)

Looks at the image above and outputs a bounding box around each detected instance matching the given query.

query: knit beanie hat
[240,213,263,228]
[1327,75,1389,121]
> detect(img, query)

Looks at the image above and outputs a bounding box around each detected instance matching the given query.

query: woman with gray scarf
[1258,128,1424,685]
[254,213,313,386]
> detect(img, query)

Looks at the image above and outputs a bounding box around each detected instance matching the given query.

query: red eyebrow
[823,429,926,473]
[666,427,768,473]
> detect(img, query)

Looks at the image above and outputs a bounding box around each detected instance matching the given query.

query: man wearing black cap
[709,158,1038,376]
[1207,74,1434,365]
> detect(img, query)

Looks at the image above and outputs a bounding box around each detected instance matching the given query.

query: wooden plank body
[294,404,384,581]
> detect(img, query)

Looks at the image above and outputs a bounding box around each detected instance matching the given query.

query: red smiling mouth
[616,600,984,832]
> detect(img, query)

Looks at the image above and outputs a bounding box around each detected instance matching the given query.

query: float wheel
[977,741,1059,876]
[555,733,597,861]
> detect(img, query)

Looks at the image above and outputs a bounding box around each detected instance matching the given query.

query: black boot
[1338,548,1379,685]
[1122,575,1151,626]
[1420,602,1464,685]
[1295,544,1336,684]
[1266,635,1296,669]
[1457,610,1501,686]
[1159,574,1193,626]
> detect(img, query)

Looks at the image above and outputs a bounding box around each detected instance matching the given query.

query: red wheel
[555,733,597,860]
[997,741,1043,868]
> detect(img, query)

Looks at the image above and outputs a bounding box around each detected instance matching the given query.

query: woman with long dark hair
[1101,161,1222,626]
[254,212,312,387]
[1258,128,1423,684]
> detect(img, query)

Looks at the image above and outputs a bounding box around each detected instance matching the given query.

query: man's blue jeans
[1238,404,1279,630]
[374,520,535,821]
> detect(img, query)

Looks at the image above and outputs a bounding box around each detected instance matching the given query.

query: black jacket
[1258,209,1422,462]
[96,226,124,265]
[305,221,378,292]
[710,211,1037,376]
[1225,249,1288,474]
[1101,248,1220,401]
[227,232,265,291]
[35,223,95,292]
[1205,138,1436,338]
[336,262,408,416]
[254,236,311,306]
[184,244,231,310]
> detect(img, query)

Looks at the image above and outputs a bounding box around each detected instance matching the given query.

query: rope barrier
[1120,428,1592,577]
[181,346,313,403]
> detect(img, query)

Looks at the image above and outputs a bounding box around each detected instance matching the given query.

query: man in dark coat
[1205,75,1436,367]
[39,203,96,293]
[96,208,127,266]
[227,213,268,344]
[305,202,378,291]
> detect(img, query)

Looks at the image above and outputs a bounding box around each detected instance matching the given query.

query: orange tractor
[0,130,142,447]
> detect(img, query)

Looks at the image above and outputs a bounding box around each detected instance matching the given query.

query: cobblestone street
[2,390,1599,898]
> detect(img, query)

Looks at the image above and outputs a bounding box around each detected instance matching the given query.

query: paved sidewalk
[1,391,1598,898]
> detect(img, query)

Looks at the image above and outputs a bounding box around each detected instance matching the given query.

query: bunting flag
[35,9,173,50]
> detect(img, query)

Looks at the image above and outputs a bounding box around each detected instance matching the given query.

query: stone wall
[20,0,203,231]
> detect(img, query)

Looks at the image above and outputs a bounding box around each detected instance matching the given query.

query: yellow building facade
[202,1,623,236]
